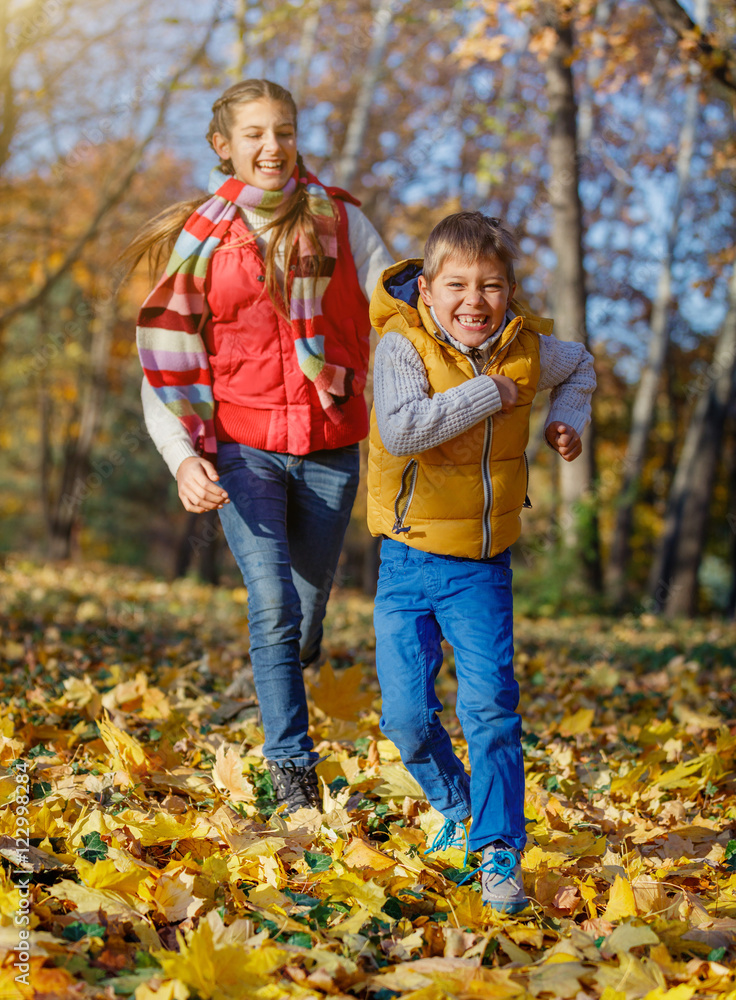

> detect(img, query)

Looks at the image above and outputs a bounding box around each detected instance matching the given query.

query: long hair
[123,79,334,316]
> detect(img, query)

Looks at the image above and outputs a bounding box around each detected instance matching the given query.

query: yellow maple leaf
[447,887,486,929]
[97,713,150,775]
[341,837,396,874]
[375,763,426,801]
[136,811,211,846]
[46,879,148,920]
[30,800,65,838]
[148,870,203,922]
[75,856,150,895]
[603,875,638,922]
[307,662,374,720]
[558,707,595,736]
[135,979,190,1000]
[213,743,254,802]
[641,986,696,1000]
[523,845,570,871]
[324,874,388,916]
[330,904,373,937]
[577,876,599,918]
[62,675,102,717]
[155,921,288,999]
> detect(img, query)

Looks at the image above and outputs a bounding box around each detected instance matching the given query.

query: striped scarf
[137,165,353,459]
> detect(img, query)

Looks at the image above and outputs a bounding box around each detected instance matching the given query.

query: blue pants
[217,441,360,764]
[374,538,525,852]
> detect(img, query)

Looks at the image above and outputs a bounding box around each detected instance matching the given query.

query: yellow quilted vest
[367,260,550,559]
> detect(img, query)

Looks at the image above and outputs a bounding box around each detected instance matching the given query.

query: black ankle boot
[266,758,322,813]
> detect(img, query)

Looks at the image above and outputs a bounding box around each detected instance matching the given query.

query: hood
[370,259,426,338]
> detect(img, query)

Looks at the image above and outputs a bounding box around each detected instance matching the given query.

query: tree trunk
[726,419,736,619]
[174,510,222,585]
[290,3,320,103]
[544,17,602,590]
[230,0,265,82]
[47,296,117,559]
[606,81,699,601]
[577,0,612,153]
[333,0,397,191]
[649,260,736,615]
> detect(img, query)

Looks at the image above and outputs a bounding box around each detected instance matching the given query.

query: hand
[545,422,582,461]
[176,456,230,512]
[489,374,518,414]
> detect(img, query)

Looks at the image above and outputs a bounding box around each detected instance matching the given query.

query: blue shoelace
[456,846,517,887]
[423,817,469,868]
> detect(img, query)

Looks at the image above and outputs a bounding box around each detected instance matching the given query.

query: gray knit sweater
[373,309,595,457]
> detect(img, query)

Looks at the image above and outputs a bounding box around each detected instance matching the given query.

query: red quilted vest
[203,194,370,455]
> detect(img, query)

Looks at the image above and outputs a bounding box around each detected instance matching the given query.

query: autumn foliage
[1,559,736,998]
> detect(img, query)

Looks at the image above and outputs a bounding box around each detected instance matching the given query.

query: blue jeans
[217,441,360,764]
[374,539,525,852]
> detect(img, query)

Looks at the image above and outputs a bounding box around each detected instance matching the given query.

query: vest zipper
[481,318,522,375]
[480,418,493,557]
[392,459,418,534]
[479,320,527,552]
[487,321,531,511]
[469,350,494,558]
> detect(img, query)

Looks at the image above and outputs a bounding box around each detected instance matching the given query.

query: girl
[132,79,393,813]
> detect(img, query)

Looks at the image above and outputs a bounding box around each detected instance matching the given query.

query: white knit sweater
[141,202,394,477]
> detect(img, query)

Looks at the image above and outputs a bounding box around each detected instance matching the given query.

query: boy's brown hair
[423,211,520,285]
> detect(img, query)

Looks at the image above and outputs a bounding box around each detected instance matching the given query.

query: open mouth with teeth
[455,314,491,331]
[256,160,286,173]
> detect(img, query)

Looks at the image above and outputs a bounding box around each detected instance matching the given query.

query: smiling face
[211,98,298,190]
[418,254,516,348]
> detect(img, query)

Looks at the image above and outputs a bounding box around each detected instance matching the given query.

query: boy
[367,212,595,911]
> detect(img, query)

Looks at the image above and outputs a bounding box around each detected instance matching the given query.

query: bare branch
[0,10,219,328]
[648,0,736,98]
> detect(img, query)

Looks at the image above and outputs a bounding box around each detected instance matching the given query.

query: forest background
[1,0,735,619]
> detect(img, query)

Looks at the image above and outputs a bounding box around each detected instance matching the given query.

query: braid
[123,79,335,303]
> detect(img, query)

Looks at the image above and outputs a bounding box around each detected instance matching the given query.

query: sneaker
[479,841,528,913]
[424,816,469,868]
[266,758,322,813]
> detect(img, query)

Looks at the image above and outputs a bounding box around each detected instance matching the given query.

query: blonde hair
[423,212,519,286]
[124,79,334,315]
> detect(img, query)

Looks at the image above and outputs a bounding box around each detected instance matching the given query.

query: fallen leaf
[212,742,254,802]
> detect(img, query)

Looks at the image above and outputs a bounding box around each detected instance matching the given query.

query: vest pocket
[392,459,418,534]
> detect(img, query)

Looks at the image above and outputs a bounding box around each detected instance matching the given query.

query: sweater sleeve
[141,377,198,478]
[373,332,503,456]
[344,202,394,303]
[537,334,596,436]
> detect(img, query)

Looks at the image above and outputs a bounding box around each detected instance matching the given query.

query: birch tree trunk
[230,0,264,82]
[333,0,398,192]
[577,0,611,154]
[544,17,602,590]
[606,81,699,601]
[648,260,736,615]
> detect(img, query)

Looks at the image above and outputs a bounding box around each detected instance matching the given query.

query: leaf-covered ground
[1,557,736,1000]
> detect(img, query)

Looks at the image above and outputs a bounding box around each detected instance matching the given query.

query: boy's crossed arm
[373,330,594,461]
